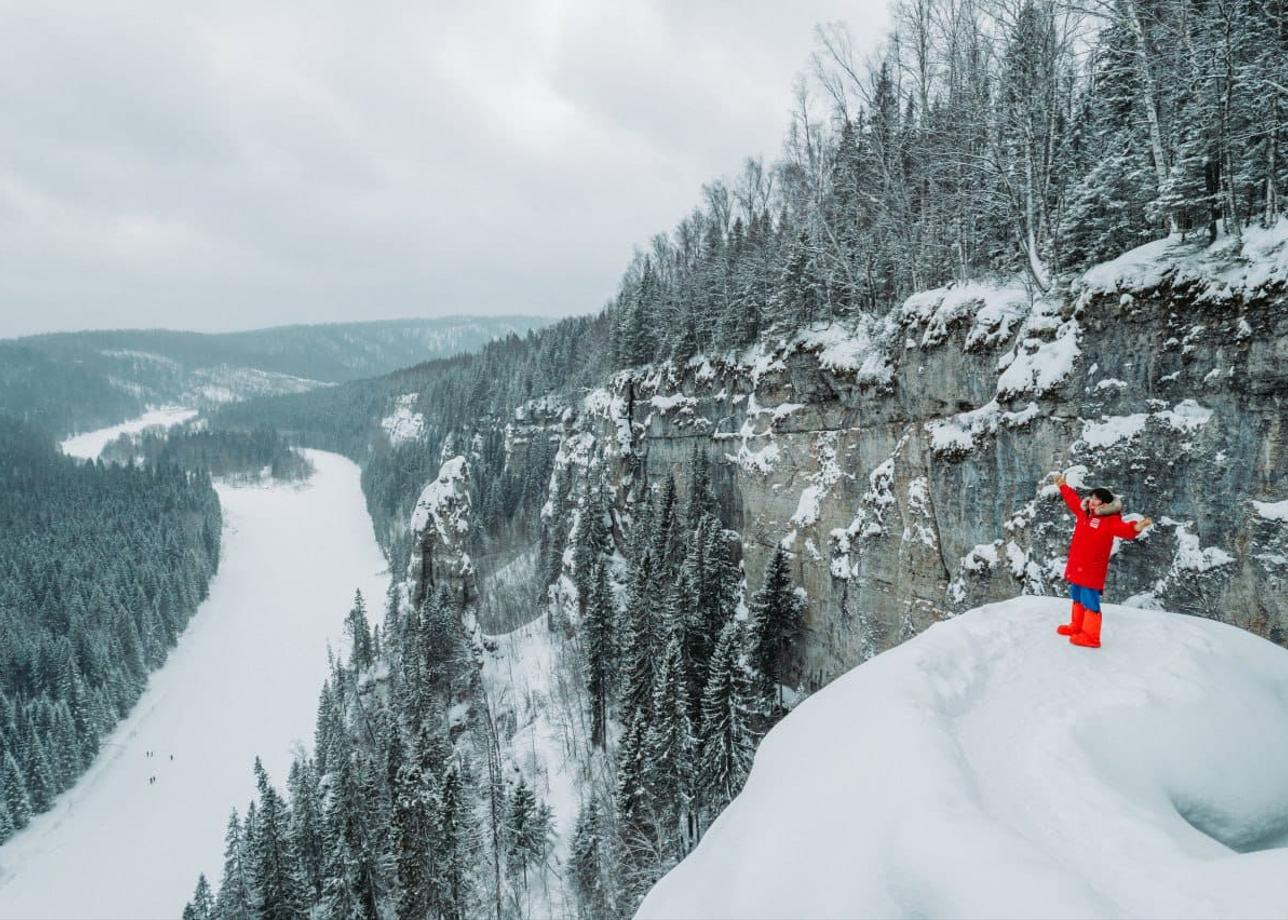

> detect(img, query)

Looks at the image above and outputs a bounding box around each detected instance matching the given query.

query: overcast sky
[0,0,889,339]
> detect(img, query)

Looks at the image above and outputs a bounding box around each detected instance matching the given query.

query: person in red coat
[1051,473,1153,648]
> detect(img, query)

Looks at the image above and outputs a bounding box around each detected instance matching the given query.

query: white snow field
[60,406,199,460]
[638,597,1288,920]
[0,448,389,919]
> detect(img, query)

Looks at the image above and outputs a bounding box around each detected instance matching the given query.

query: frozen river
[0,422,388,918]
[59,406,200,460]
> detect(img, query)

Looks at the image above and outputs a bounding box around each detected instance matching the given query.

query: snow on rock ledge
[899,277,1030,350]
[381,393,425,445]
[638,597,1288,920]
[1079,217,1288,302]
[407,456,474,595]
[1253,500,1288,523]
[410,456,470,537]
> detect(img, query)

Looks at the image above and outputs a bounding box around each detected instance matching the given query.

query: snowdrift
[637,597,1288,919]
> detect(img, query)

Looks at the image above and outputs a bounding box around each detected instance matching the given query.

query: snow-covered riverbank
[60,406,199,460]
[0,447,388,919]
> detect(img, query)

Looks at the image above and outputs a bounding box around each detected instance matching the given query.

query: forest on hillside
[607,0,1285,364]
[184,1,1285,917]
[101,427,314,483]
[181,453,802,920]
[0,417,222,843]
[0,317,547,443]
[215,0,1285,560]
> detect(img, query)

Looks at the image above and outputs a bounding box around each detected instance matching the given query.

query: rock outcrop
[513,224,1288,691]
[409,455,476,606]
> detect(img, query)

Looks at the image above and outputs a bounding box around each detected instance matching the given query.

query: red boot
[1070,610,1102,648]
[1057,602,1085,636]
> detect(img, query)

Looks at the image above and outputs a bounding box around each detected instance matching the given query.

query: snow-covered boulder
[638,597,1288,919]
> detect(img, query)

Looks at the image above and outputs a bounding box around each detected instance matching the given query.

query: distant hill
[0,316,551,438]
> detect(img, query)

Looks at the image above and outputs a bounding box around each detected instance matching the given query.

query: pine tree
[643,637,697,860]
[665,552,704,724]
[614,710,649,825]
[1058,130,1155,268]
[747,547,805,713]
[650,476,681,580]
[319,754,374,920]
[540,465,573,589]
[699,516,740,640]
[214,810,255,920]
[697,620,754,812]
[615,257,661,366]
[429,762,472,920]
[421,584,463,697]
[570,797,611,919]
[23,736,56,811]
[344,590,374,672]
[685,446,718,533]
[505,776,552,892]
[313,681,343,778]
[182,874,215,920]
[0,796,14,843]
[572,478,610,618]
[250,758,304,920]
[349,755,386,919]
[286,758,326,903]
[391,743,430,920]
[1152,107,1218,241]
[618,550,659,727]
[583,560,616,749]
[776,231,824,327]
[1,751,31,830]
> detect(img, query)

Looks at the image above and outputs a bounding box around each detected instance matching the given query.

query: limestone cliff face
[408,455,477,607]
[507,228,1288,692]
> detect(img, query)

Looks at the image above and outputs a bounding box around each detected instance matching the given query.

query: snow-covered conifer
[584,560,617,748]
[182,874,215,920]
[213,811,254,920]
[644,637,697,858]
[747,547,804,712]
[697,620,754,812]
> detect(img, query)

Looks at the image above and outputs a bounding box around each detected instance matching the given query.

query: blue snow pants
[1068,582,1102,612]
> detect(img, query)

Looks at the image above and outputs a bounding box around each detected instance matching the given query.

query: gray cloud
[0,0,889,338]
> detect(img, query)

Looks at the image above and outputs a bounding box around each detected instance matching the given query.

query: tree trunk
[1119,0,1171,230]
[1024,117,1052,291]
[1268,97,1280,225]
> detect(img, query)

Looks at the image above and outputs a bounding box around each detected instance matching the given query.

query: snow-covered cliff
[637,596,1288,920]
[516,221,1288,692]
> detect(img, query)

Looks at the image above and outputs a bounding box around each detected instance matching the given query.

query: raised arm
[1114,516,1153,540]
[1055,476,1082,516]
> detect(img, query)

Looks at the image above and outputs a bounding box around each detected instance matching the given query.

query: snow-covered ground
[60,406,198,459]
[480,614,595,918]
[483,617,590,836]
[638,597,1288,920]
[0,448,389,920]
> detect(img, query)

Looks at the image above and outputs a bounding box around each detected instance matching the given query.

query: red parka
[1060,483,1142,591]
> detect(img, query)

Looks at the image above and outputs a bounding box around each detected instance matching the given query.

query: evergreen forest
[0,417,222,842]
